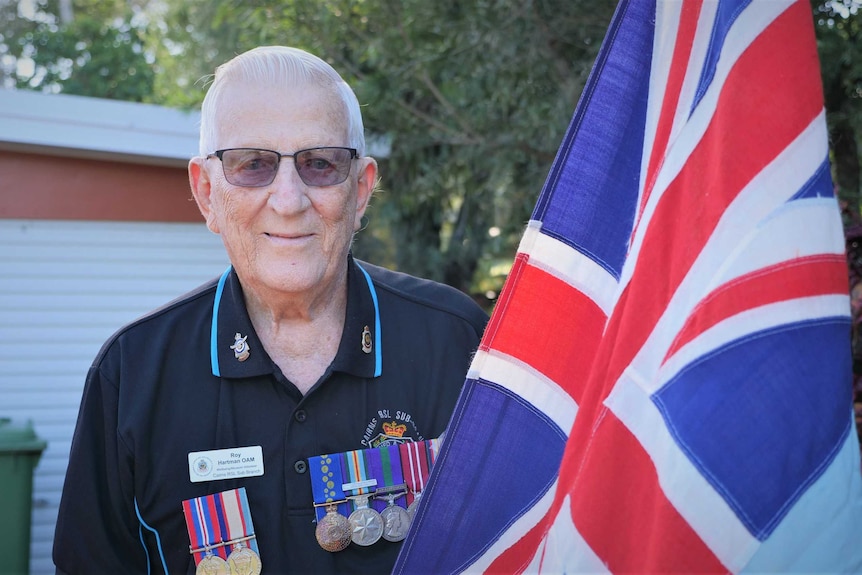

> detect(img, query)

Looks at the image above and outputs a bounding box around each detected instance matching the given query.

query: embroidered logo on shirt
[361,409,423,448]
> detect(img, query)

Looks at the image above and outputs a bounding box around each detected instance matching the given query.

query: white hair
[198,46,366,156]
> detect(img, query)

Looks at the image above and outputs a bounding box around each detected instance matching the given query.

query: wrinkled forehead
[211,79,349,144]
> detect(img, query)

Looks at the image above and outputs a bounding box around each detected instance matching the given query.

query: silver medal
[381,503,411,542]
[348,494,384,546]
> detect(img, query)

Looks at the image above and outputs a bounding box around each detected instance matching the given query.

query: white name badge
[188,446,264,483]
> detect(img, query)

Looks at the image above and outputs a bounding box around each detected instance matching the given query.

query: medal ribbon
[182,488,260,564]
[342,448,376,507]
[366,443,406,512]
[182,493,229,564]
[399,440,431,506]
[309,453,349,522]
[219,487,259,554]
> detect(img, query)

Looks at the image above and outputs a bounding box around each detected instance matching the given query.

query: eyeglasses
[206,147,358,188]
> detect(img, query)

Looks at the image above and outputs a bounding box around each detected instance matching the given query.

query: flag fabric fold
[393,0,862,572]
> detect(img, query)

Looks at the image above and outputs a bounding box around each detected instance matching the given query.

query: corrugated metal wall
[0,219,229,574]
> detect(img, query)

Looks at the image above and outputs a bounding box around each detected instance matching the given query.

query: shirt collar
[210,255,382,379]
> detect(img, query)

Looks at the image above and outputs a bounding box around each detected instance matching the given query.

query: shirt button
[294,460,308,474]
[294,409,307,423]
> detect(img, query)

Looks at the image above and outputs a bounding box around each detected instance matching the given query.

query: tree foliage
[0,0,155,100]
[813,0,862,222]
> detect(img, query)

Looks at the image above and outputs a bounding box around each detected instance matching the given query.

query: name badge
[188,446,264,483]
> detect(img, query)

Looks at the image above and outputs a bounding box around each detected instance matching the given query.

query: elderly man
[53,46,488,574]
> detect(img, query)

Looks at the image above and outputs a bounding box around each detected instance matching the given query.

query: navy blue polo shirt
[53,256,488,575]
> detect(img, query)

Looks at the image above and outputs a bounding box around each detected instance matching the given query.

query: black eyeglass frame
[206,146,359,188]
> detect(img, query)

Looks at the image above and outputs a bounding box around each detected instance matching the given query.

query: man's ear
[354,157,378,231]
[189,157,220,234]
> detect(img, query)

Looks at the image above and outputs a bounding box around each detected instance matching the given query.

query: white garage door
[0,219,230,575]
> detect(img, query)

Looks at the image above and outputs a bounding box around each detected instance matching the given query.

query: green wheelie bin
[0,418,47,575]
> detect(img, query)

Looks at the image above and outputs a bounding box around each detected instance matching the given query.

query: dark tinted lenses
[216,147,356,187]
[220,149,280,187]
[294,148,356,187]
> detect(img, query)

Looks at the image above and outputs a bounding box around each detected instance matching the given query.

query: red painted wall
[0,150,203,222]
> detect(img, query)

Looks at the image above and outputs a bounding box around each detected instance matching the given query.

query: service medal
[226,543,261,575]
[196,553,229,575]
[315,504,352,552]
[381,502,411,542]
[348,494,384,546]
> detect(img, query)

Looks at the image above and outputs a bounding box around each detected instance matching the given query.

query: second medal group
[315,484,416,552]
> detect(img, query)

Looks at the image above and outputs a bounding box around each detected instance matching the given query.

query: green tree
[0,0,156,101]
[813,0,862,221]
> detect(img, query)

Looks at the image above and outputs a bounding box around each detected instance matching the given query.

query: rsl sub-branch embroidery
[361,408,423,448]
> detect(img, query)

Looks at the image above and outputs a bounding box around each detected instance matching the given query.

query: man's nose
[267,160,310,213]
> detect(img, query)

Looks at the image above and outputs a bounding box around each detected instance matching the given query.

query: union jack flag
[394,0,862,572]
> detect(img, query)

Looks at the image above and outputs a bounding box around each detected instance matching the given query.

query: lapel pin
[361,325,373,354]
[230,332,250,362]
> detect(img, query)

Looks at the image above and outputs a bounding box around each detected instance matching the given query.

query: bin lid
[0,418,48,453]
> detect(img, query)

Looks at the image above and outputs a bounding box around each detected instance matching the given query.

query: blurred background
[0,0,859,573]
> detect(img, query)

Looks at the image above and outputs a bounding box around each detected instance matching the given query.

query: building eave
[0,89,200,168]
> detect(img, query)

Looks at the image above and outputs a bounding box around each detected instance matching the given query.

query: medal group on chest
[182,487,262,575]
[310,439,439,552]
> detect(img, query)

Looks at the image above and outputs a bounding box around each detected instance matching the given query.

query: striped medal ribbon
[399,439,439,518]
[182,487,260,575]
[342,448,384,546]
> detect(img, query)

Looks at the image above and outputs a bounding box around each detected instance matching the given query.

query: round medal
[227,543,261,575]
[348,506,384,546]
[196,553,229,575]
[315,507,351,552]
[381,503,411,542]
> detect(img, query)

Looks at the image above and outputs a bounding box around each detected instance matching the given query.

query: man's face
[190,82,375,301]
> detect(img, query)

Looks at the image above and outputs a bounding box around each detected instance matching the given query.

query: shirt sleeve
[52,361,148,574]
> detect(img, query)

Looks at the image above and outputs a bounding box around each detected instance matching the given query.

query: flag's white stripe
[742,430,862,573]
[460,478,563,574]
[606,374,759,572]
[519,223,619,317]
[705,110,838,289]
[638,196,846,385]
[532,494,611,574]
[467,349,578,436]
[651,0,792,206]
[714,195,845,287]
[658,294,850,392]
[624,113,836,381]
[622,0,793,293]
[665,0,717,155]
[639,0,681,199]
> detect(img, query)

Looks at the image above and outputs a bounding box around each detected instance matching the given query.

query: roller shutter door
[0,219,229,574]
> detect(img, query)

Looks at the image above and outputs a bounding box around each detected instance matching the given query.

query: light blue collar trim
[210,266,232,377]
[355,261,382,377]
[209,263,381,378]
